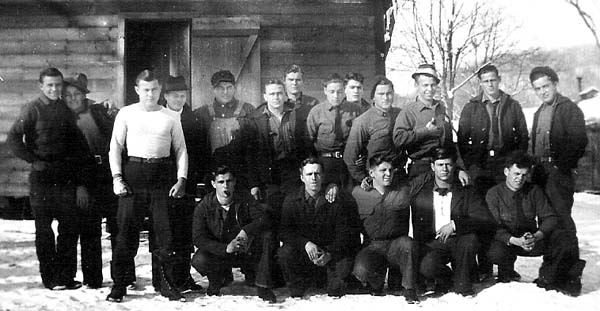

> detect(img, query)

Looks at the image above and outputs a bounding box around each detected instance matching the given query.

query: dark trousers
[318,156,353,192]
[78,206,103,286]
[419,234,479,292]
[29,173,79,288]
[487,229,579,285]
[533,163,579,254]
[191,231,276,288]
[353,236,417,291]
[111,161,174,287]
[278,244,353,295]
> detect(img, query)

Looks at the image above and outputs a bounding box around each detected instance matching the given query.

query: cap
[164,75,188,92]
[211,70,235,87]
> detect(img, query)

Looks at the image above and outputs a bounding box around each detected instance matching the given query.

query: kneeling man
[191,166,277,302]
[486,151,584,296]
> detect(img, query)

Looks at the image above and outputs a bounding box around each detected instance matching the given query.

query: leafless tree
[565,0,600,52]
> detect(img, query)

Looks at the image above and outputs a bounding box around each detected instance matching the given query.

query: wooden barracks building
[0,0,391,203]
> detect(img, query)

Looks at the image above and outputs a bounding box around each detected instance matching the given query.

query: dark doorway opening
[124,20,190,105]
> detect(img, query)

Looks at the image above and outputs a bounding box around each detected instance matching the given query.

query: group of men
[6,62,588,304]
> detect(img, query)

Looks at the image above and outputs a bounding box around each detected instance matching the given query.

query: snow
[1,193,599,311]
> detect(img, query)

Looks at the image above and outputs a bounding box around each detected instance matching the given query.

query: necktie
[435,188,449,196]
[490,101,500,149]
[334,106,344,142]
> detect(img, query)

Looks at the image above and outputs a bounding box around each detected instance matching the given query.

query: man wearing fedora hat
[393,64,456,179]
[157,75,204,293]
[63,73,120,289]
[195,69,255,191]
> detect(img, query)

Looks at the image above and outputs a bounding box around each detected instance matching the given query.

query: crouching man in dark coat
[486,151,584,296]
[191,165,277,303]
[278,158,361,298]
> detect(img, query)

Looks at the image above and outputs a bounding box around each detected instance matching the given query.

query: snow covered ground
[1,193,599,311]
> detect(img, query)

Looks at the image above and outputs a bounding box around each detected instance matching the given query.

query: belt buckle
[334,151,343,159]
[94,155,103,165]
[489,150,495,157]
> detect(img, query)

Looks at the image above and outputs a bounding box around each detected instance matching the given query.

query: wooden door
[191,16,260,109]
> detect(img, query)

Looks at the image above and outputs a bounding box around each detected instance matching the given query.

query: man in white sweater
[106,69,188,302]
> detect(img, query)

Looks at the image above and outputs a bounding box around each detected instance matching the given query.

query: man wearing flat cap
[393,64,455,178]
[62,73,118,289]
[195,70,255,191]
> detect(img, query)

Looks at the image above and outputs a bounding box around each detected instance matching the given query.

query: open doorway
[124,20,191,105]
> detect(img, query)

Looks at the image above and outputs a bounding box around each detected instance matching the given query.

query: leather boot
[159,262,185,302]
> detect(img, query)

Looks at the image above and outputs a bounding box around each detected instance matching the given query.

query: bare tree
[565,0,600,52]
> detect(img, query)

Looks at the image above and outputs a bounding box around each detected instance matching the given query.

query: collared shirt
[432,184,453,232]
[344,106,400,182]
[393,97,452,160]
[483,93,504,150]
[306,100,361,152]
[75,106,106,155]
[352,185,410,240]
[533,98,557,157]
[263,106,296,160]
[210,98,254,118]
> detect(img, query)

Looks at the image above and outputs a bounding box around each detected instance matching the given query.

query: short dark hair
[264,79,285,93]
[477,64,499,79]
[135,69,159,86]
[344,72,364,85]
[431,147,457,163]
[299,157,323,173]
[210,165,234,181]
[529,66,559,84]
[39,67,63,83]
[368,153,396,169]
[322,73,344,87]
[370,75,394,99]
[504,150,534,170]
[284,64,304,77]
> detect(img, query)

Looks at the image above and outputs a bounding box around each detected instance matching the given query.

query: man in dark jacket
[409,148,493,296]
[529,66,587,256]
[457,64,529,281]
[486,151,583,296]
[7,67,90,290]
[63,73,117,289]
[278,158,361,298]
[191,166,277,303]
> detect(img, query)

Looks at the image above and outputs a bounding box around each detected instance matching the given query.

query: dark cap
[211,70,235,87]
[64,73,90,94]
[412,64,440,84]
[431,147,457,162]
[164,75,188,92]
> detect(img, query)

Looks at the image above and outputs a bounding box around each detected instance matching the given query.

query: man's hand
[354,156,366,167]
[425,118,438,131]
[325,183,338,203]
[226,237,244,254]
[169,178,186,198]
[436,222,455,244]
[360,176,373,191]
[458,170,471,186]
[509,234,534,252]
[313,251,332,267]
[113,176,131,197]
[305,241,320,261]
[32,160,48,171]
[76,186,90,209]
[251,187,262,201]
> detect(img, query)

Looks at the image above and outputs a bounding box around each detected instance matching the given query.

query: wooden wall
[0,0,383,197]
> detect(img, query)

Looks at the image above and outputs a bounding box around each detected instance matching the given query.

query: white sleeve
[109,109,127,176]
[171,117,188,179]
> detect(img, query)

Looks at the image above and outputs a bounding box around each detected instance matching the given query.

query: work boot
[106,286,126,302]
[257,287,277,303]
[159,263,185,301]
[404,288,419,304]
[560,259,586,297]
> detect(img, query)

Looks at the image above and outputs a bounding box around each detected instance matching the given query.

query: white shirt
[433,190,453,232]
[109,104,188,179]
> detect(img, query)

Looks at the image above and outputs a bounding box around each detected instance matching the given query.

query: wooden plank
[260,14,374,28]
[192,16,259,31]
[235,34,258,80]
[0,65,117,81]
[0,54,118,68]
[0,79,115,95]
[0,15,118,28]
[0,28,118,41]
[261,27,374,43]
[0,182,30,198]
[0,40,116,55]
[261,39,377,54]
[262,52,378,66]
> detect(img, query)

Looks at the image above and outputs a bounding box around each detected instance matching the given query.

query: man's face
[431,158,455,182]
[164,90,187,111]
[135,79,161,106]
[479,71,501,99]
[532,76,558,105]
[63,85,86,113]
[213,82,236,104]
[324,82,344,106]
[415,75,437,102]
[300,163,323,193]
[285,72,304,96]
[39,76,63,101]
[370,161,394,188]
[264,83,286,111]
[345,79,364,102]
[211,172,236,199]
[372,84,394,111]
[504,164,529,191]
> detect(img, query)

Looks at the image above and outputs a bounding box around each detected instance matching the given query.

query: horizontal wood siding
[0,0,379,197]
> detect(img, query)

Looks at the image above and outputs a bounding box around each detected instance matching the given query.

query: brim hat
[210,70,235,87]
[64,73,90,94]
[164,75,188,92]
[411,64,440,84]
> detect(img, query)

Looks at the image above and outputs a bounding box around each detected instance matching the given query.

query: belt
[539,156,554,163]
[92,154,108,165]
[128,156,170,164]
[320,151,344,159]
[488,149,497,157]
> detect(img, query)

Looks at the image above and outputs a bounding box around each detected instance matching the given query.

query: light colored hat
[411,64,440,84]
